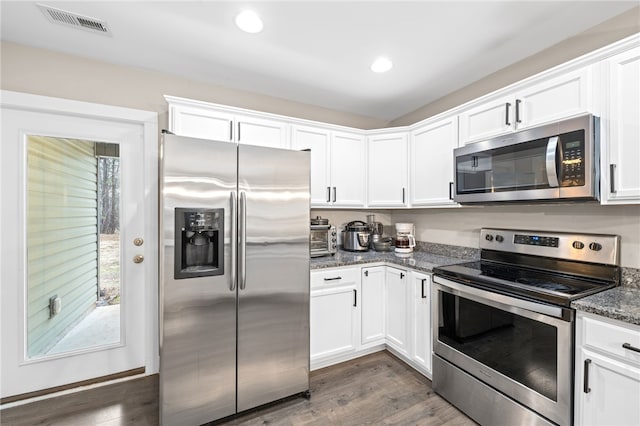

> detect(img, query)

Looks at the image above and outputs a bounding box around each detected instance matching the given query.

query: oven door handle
[433,275,571,321]
[546,136,560,188]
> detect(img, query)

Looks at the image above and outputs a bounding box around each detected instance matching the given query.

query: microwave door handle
[545,136,560,188]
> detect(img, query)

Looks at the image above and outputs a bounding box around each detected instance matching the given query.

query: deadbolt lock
[133,238,144,246]
[133,255,144,264]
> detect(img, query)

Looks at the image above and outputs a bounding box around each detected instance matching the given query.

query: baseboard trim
[1,367,145,405]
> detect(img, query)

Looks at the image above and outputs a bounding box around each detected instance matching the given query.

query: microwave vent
[37,3,111,36]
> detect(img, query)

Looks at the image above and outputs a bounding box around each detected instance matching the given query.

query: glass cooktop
[433,260,617,307]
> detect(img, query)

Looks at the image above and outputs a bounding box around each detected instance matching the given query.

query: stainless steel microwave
[453,114,600,203]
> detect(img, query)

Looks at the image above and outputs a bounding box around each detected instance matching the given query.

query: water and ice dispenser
[174,208,224,279]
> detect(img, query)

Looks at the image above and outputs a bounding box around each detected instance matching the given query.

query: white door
[330,131,365,207]
[367,133,408,207]
[1,92,157,400]
[360,267,385,346]
[385,267,409,355]
[410,116,458,207]
[291,125,331,206]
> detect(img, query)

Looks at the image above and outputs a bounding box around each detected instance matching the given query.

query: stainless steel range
[432,228,620,426]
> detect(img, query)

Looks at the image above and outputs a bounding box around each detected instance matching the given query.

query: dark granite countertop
[310,249,471,274]
[572,287,640,326]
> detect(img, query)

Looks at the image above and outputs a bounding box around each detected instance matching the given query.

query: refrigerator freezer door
[237,145,310,411]
[160,135,237,425]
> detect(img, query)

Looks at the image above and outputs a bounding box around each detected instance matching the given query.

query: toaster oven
[310,224,337,257]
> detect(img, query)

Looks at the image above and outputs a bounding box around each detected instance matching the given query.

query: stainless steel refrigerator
[159,134,310,425]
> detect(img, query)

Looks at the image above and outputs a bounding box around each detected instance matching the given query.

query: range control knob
[572,241,585,250]
[495,235,504,243]
[485,234,494,242]
[331,230,337,236]
[589,242,602,251]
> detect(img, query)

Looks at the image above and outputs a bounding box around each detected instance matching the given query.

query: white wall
[390,204,640,268]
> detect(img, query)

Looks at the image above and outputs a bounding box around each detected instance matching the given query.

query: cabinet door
[458,94,514,144]
[361,267,385,346]
[410,272,431,373]
[169,105,234,142]
[516,67,592,130]
[236,115,289,149]
[602,47,640,204]
[331,131,365,207]
[385,267,409,355]
[576,349,640,426]
[367,133,408,207]
[310,282,358,362]
[410,117,458,206]
[291,126,331,206]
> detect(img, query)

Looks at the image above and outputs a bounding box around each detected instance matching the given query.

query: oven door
[432,275,574,426]
[310,228,329,257]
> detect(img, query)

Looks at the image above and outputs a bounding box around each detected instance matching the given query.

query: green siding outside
[27,136,98,358]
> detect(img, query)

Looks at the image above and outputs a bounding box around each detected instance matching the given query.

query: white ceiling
[1,1,637,121]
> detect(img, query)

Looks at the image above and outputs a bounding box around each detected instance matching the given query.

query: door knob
[133,255,144,264]
[133,237,144,246]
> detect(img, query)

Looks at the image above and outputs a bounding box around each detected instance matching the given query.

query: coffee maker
[394,223,416,254]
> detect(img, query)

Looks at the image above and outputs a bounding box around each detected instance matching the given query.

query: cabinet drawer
[311,268,359,289]
[582,315,640,364]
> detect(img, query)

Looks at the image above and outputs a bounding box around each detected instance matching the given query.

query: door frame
[0,90,159,398]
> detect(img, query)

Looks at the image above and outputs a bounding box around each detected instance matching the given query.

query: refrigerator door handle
[239,191,247,290]
[230,192,237,291]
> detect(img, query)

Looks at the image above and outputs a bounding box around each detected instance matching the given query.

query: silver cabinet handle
[610,164,616,194]
[545,136,560,188]
[515,99,522,123]
[229,121,233,141]
[237,122,241,142]
[505,102,512,126]
[583,359,592,394]
[230,192,237,292]
[326,186,331,203]
[239,191,247,290]
[332,187,336,203]
[623,342,640,353]
[402,187,406,204]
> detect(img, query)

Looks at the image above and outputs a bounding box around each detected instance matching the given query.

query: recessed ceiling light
[235,10,263,34]
[371,57,393,73]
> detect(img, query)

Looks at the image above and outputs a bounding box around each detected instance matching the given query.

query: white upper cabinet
[235,115,289,149]
[166,96,289,149]
[170,103,235,142]
[459,66,593,144]
[291,125,365,207]
[291,126,331,205]
[367,132,408,207]
[409,116,458,207]
[600,46,640,204]
[330,131,366,207]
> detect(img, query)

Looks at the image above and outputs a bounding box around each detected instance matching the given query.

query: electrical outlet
[49,295,61,318]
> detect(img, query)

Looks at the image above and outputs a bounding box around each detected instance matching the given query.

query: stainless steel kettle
[342,220,370,252]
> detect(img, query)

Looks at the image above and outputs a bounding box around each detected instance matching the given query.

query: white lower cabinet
[361,266,386,347]
[409,271,431,374]
[310,268,360,369]
[385,267,409,356]
[575,312,640,426]
[310,265,432,378]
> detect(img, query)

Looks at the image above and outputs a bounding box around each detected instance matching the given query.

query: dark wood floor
[1,351,475,426]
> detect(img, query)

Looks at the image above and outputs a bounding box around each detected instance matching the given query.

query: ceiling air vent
[37,3,111,36]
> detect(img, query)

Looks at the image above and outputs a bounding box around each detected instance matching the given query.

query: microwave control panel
[559,130,585,187]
